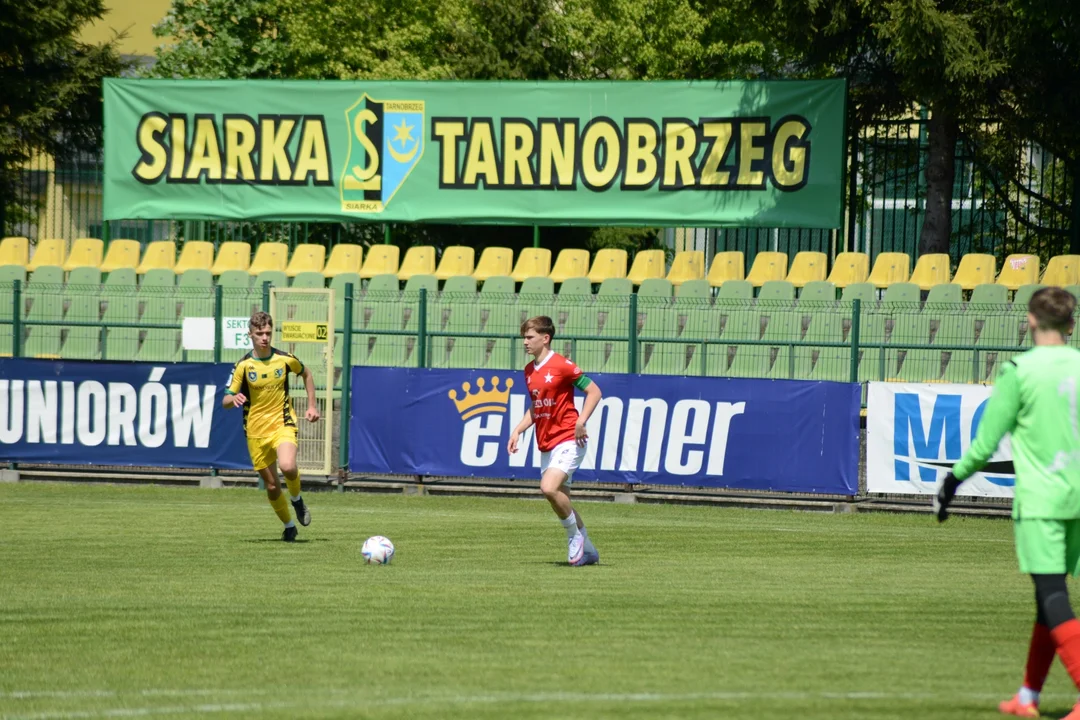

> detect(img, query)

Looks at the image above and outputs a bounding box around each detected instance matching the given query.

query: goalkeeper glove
[933,472,963,523]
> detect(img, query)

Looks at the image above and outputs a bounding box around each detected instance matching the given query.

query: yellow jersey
[225,348,305,438]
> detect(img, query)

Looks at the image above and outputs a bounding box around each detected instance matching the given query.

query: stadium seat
[1043,255,1080,288]
[637,277,674,302]
[322,243,364,278]
[479,276,515,295]
[100,287,139,361]
[558,277,592,297]
[674,279,708,299]
[1013,284,1045,308]
[0,264,26,286]
[745,252,788,287]
[825,252,870,288]
[178,269,213,289]
[806,314,851,382]
[798,281,836,305]
[99,239,142,274]
[548,249,590,284]
[867,252,911,288]
[442,276,477,296]
[786,251,827,288]
[666,251,705,287]
[63,238,104,272]
[136,240,176,274]
[141,268,176,287]
[24,268,65,358]
[172,241,213,275]
[953,253,997,290]
[434,246,475,281]
[255,270,289,290]
[641,306,687,375]
[597,278,632,297]
[706,251,745,288]
[367,274,400,294]
[286,243,326,277]
[939,314,981,384]
[1067,285,1080,301]
[587,249,628,283]
[627,249,666,286]
[404,274,438,294]
[882,282,920,307]
[519,277,556,321]
[291,271,326,289]
[473,247,514,282]
[26,239,67,272]
[102,267,136,288]
[924,283,962,305]
[63,269,102,359]
[970,283,1009,306]
[248,242,289,275]
[0,237,29,267]
[358,245,398,279]
[716,279,753,300]
[910,253,951,291]
[997,254,1041,291]
[217,269,251,288]
[210,241,252,275]
[758,280,795,302]
[397,246,435,281]
[510,248,552,282]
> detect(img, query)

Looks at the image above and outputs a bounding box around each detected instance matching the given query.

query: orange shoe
[999,694,1039,718]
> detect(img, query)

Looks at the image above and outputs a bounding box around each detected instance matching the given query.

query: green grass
[0,482,1076,719]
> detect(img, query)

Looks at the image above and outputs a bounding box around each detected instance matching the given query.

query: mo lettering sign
[349,368,860,494]
[105,79,846,227]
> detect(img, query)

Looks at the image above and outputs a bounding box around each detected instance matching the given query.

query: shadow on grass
[241,538,330,544]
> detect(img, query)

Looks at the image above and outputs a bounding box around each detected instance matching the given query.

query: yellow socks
[285,473,301,500]
[268,492,292,524]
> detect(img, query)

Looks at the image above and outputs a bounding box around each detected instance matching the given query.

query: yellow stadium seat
[510,248,551,282]
[98,239,141,273]
[1043,255,1080,288]
[398,246,435,281]
[627,249,665,285]
[0,236,29,267]
[286,243,326,277]
[174,241,215,275]
[706,251,745,287]
[26,238,67,272]
[746,251,788,287]
[786,251,827,288]
[210,241,252,275]
[434,245,475,281]
[323,243,363,278]
[867,252,911,288]
[548,249,590,283]
[825,252,869,288]
[248,242,289,275]
[136,240,176,274]
[666,250,705,287]
[63,238,104,271]
[359,245,399,278]
[587,249,628,283]
[473,246,514,281]
[952,253,996,290]
[997,254,1041,291]
[909,253,952,291]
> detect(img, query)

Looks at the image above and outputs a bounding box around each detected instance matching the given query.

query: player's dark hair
[249,311,273,331]
[1029,287,1076,335]
[521,316,555,339]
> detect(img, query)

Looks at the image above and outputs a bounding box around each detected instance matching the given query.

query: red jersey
[523,351,589,451]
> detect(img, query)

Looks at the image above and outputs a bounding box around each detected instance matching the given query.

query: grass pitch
[0,482,1074,719]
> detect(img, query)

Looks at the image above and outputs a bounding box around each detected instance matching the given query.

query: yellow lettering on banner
[700,122,733,186]
[432,120,465,185]
[186,117,222,181]
[772,119,809,189]
[462,121,499,187]
[538,122,575,187]
[224,117,257,181]
[293,117,330,184]
[133,114,169,183]
[503,121,534,186]
[260,117,296,182]
[737,122,767,187]
[168,116,187,181]
[663,122,696,188]
[580,120,620,189]
[624,122,658,188]
[351,109,381,190]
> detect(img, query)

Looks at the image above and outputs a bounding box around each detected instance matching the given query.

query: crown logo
[448,376,514,420]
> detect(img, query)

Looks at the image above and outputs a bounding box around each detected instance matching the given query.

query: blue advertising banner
[350,368,860,494]
[0,359,250,470]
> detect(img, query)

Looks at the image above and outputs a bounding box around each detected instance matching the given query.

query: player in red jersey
[507,316,603,565]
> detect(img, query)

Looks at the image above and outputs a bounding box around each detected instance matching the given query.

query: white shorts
[540,440,586,483]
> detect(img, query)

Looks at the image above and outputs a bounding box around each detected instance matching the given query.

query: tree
[0,0,126,234]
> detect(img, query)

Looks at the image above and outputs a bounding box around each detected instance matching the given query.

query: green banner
[104,79,846,227]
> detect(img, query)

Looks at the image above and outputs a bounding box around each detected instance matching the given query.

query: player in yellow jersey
[223,312,320,541]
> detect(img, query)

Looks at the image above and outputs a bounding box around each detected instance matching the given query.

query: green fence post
[102,220,111,247]
[12,279,21,358]
[338,282,354,486]
[417,287,427,368]
[384,224,391,245]
[849,298,861,383]
[213,284,223,364]
[628,292,638,374]
[262,281,270,313]
[533,225,540,248]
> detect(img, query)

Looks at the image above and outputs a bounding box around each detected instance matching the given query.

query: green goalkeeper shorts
[1014,518,1080,576]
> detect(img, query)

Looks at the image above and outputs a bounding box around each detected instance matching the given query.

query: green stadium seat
[757,280,795,302]
[519,276,555,296]
[218,270,251,288]
[841,282,876,305]
[179,269,213,288]
[939,315,981,384]
[798,281,835,305]
[480,276,515,295]
[442,276,477,295]
[137,293,180,362]
[641,307,686,375]
[366,273,400,293]
[857,311,888,382]
[807,314,851,382]
[29,265,64,285]
[222,287,258,320]
[763,311,810,379]
[559,277,593,297]
[63,275,102,359]
[67,267,101,287]
[103,267,137,288]
[722,309,763,378]
[716,279,753,301]
[673,278,707,299]
[597,277,633,297]
[439,297,484,369]
[141,268,176,287]
[925,283,962,305]
[484,304,523,370]
[970,283,1009,306]
[291,271,326,289]
[1013,284,1045,308]
[23,268,65,357]
[0,264,25,286]
[403,274,438,294]
[639,278,674,302]
[254,270,289,291]
[1067,286,1080,301]
[100,293,140,361]
[891,313,938,382]
[882,282,920,307]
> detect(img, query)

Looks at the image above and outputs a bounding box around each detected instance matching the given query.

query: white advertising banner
[866,382,1014,498]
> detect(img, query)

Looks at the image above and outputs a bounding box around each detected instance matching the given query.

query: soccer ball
[361,535,395,564]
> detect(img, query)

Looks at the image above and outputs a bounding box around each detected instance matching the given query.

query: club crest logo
[341,94,425,213]
[275,368,284,378]
[247,370,258,382]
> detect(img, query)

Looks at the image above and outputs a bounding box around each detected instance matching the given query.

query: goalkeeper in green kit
[936,287,1080,718]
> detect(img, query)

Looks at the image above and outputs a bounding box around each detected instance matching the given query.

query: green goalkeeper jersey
[954,345,1080,519]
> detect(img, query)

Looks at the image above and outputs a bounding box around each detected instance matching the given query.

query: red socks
[1051,619,1080,689]
[1024,623,1055,691]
